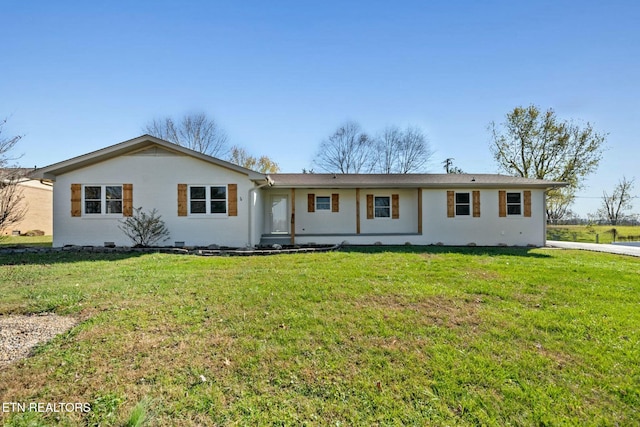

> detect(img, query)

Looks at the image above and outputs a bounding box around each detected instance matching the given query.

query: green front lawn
[1,247,638,425]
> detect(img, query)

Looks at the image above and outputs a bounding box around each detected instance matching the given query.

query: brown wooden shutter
[178,184,187,216]
[123,184,133,217]
[307,193,315,212]
[228,184,238,216]
[71,184,81,217]
[366,194,374,219]
[472,190,480,218]
[392,194,399,219]
[523,190,532,217]
[447,190,455,218]
[498,191,507,217]
[331,193,339,212]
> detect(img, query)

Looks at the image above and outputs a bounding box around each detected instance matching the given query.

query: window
[455,192,470,216]
[84,185,122,214]
[374,196,390,218]
[316,196,331,211]
[507,192,522,215]
[189,185,227,215]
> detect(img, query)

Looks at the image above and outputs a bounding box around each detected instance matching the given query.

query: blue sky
[2,0,638,216]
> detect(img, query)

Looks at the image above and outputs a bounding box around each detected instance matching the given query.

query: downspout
[248,175,274,247]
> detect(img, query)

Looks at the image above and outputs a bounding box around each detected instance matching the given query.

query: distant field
[1,247,638,425]
[547,225,640,244]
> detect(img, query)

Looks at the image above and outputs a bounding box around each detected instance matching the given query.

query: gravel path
[0,314,77,368]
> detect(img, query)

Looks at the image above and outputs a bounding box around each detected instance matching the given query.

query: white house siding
[422,188,546,246]
[52,151,254,247]
[294,189,357,235]
[358,188,419,234]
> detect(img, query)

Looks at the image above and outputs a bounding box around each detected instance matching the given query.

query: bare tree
[375,126,402,174]
[228,146,280,173]
[489,105,606,222]
[395,126,432,173]
[314,121,374,173]
[144,112,229,157]
[0,118,26,235]
[597,176,635,225]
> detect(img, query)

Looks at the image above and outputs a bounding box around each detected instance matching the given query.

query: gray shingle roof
[268,173,566,189]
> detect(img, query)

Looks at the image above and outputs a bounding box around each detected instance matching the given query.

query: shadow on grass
[0,251,151,266]
[340,245,553,258]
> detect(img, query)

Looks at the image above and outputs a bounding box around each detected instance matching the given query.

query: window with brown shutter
[332,193,339,212]
[177,184,187,216]
[71,184,81,217]
[307,193,315,212]
[123,184,133,217]
[392,194,399,219]
[472,190,480,217]
[523,190,532,217]
[366,194,374,219]
[228,184,238,216]
[498,190,507,217]
[446,191,455,218]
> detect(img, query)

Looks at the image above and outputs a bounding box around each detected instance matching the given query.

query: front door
[270,195,289,234]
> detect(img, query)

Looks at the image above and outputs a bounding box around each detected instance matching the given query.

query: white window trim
[315,195,331,212]
[82,184,123,217]
[188,184,229,217]
[506,191,523,216]
[374,195,392,219]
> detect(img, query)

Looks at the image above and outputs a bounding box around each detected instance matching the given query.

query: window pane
[211,201,227,214]
[85,186,101,200]
[85,201,101,214]
[106,201,123,214]
[190,201,206,214]
[375,197,390,208]
[375,207,390,218]
[210,186,226,200]
[190,186,206,200]
[507,205,521,215]
[316,196,330,210]
[456,205,470,216]
[455,193,470,204]
[106,186,122,200]
[507,193,521,203]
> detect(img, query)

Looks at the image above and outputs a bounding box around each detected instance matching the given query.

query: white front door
[270,195,289,234]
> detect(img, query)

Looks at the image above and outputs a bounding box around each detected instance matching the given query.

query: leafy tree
[118,207,170,247]
[375,126,432,173]
[0,118,27,235]
[144,113,229,157]
[489,105,606,221]
[228,146,280,173]
[597,176,636,225]
[546,188,575,225]
[314,121,374,173]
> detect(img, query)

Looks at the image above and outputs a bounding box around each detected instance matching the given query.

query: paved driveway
[547,240,640,257]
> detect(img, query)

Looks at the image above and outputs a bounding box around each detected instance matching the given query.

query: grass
[548,224,640,243]
[0,235,52,247]
[0,247,638,425]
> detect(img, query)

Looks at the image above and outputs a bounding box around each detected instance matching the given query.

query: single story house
[33,135,565,248]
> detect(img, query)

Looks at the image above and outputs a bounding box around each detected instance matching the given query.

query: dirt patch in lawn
[0,314,77,368]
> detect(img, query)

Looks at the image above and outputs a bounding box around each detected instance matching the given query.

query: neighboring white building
[34,135,565,248]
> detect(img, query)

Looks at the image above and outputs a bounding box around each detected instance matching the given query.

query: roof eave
[32,135,262,180]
